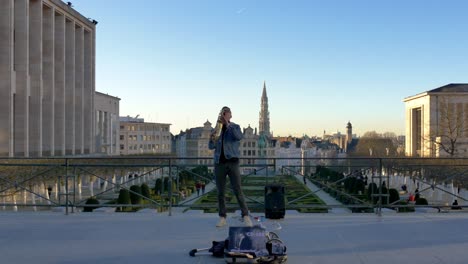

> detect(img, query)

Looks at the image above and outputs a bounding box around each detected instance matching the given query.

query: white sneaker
[243,216,253,227]
[216,217,227,227]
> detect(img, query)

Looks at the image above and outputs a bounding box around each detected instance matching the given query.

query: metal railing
[0,157,467,215]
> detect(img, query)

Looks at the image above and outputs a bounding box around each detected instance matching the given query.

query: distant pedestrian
[401,184,407,192]
[196,182,201,196]
[201,182,206,195]
[303,175,306,185]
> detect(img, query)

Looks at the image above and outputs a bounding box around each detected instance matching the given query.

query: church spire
[262,81,267,98]
[259,81,271,137]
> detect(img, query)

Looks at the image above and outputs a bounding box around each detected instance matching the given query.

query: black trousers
[215,160,249,217]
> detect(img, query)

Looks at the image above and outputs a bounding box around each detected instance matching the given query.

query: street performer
[209,106,252,227]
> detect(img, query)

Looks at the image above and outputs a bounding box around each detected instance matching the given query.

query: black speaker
[265,184,285,219]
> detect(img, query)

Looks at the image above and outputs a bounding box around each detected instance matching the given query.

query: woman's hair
[221,106,231,114]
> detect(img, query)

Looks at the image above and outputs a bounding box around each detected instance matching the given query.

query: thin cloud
[236,8,246,14]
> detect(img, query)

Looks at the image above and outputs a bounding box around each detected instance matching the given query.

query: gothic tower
[259,81,271,137]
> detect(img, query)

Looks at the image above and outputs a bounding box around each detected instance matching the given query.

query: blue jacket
[209,122,243,164]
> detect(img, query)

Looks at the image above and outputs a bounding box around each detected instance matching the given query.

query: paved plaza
[1,210,468,264]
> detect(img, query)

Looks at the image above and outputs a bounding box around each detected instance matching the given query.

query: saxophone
[212,109,224,142]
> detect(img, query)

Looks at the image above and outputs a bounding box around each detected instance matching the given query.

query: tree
[425,98,467,157]
[353,131,398,157]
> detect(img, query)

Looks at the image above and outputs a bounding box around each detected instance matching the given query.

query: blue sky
[73,0,468,137]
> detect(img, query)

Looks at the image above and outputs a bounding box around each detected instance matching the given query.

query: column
[98,110,103,152]
[54,12,65,155]
[91,30,96,153]
[29,0,43,157]
[42,5,54,156]
[74,26,83,154]
[14,0,30,157]
[83,29,92,154]
[0,0,14,156]
[104,111,108,145]
[65,18,75,155]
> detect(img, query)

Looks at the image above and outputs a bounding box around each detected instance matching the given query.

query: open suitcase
[190,225,287,263]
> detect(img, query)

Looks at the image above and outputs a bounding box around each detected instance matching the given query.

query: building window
[252,142,255,148]
[120,135,124,140]
[120,125,124,130]
[120,144,124,150]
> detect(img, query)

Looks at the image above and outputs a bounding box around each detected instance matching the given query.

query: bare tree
[426,98,468,157]
[352,131,398,157]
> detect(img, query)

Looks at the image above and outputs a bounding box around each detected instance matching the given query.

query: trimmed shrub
[129,185,142,205]
[355,180,366,194]
[344,177,356,193]
[379,186,389,205]
[389,188,400,204]
[83,197,100,212]
[141,183,150,199]
[415,197,428,205]
[117,189,131,211]
[163,177,169,192]
[154,178,162,194]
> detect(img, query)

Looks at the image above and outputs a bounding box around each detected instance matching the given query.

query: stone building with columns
[94,92,120,155]
[404,83,468,157]
[0,0,96,156]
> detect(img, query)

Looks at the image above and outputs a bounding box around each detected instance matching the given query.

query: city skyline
[71,0,468,137]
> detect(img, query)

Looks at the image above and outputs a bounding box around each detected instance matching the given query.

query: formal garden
[82,164,436,213]
[310,166,429,213]
[83,164,330,213]
[190,174,327,213]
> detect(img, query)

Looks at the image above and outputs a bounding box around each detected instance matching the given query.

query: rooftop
[404,83,468,101]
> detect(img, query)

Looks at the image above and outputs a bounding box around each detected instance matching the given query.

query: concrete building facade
[94,92,120,155]
[0,0,96,156]
[119,117,172,155]
[404,84,468,157]
[174,121,214,165]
